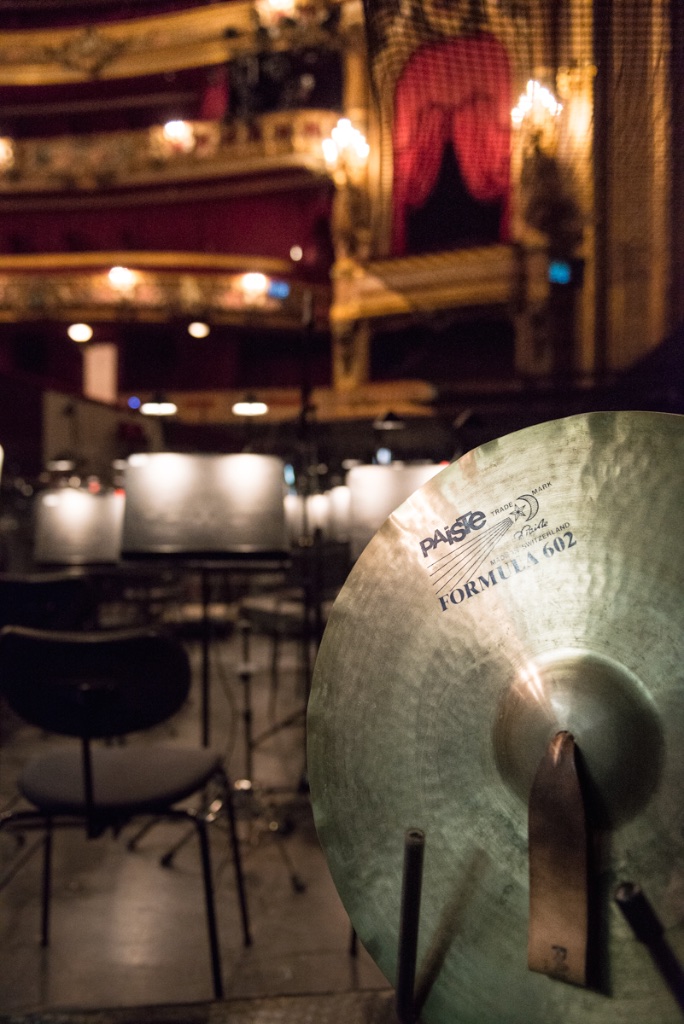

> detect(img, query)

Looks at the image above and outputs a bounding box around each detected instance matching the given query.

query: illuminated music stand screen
[346,463,443,560]
[34,488,125,565]
[121,452,290,558]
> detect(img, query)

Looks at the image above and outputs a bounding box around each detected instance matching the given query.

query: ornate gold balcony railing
[0,251,326,327]
[0,109,338,195]
[0,0,351,84]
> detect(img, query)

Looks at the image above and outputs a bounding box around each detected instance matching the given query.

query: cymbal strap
[528,731,588,987]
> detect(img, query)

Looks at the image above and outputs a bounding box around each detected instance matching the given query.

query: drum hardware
[615,882,684,1011]
[396,829,426,1024]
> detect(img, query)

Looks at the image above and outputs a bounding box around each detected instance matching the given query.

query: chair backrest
[0,625,191,739]
[0,573,97,631]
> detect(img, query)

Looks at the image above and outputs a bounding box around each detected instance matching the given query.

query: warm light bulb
[67,323,93,343]
[331,118,353,149]
[162,120,195,152]
[241,273,269,301]
[322,118,369,175]
[0,137,15,170]
[512,79,563,125]
[322,137,339,167]
[108,265,136,290]
[290,245,303,261]
[188,321,210,338]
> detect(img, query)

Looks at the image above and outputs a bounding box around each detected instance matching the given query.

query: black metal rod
[396,828,425,1024]
[195,816,223,1000]
[238,619,254,781]
[200,569,211,748]
[615,881,684,1012]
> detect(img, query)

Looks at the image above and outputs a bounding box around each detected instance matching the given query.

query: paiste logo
[419,494,541,605]
[419,510,487,558]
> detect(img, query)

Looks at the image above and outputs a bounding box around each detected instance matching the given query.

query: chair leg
[221,775,252,948]
[41,821,53,947]
[194,817,224,1001]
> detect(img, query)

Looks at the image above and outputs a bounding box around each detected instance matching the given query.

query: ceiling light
[232,394,268,417]
[188,321,210,338]
[373,411,406,430]
[141,395,178,416]
[67,322,93,343]
[290,245,303,261]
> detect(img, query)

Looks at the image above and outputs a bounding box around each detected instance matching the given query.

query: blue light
[128,396,141,410]
[284,463,296,487]
[376,447,392,465]
[548,260,572,285]
[268,280,291,299]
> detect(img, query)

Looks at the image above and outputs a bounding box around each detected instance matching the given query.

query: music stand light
[121,452,289,558]
[34,488,125,566]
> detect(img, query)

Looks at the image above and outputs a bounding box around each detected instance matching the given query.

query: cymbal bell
[308,410,684,1024]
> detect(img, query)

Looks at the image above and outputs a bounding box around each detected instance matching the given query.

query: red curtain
[199,67,229,121]
[391,34,512,255]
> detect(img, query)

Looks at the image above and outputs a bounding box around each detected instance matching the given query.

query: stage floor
[0,610,388,1015]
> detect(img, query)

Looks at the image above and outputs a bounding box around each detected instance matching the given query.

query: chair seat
[20,745,223,816]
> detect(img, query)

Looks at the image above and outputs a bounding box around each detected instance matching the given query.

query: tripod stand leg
[160,827,194,868]
[237,618,255,782]
[273,827,306,893]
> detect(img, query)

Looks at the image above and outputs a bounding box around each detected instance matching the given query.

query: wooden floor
[0,613,388,1014]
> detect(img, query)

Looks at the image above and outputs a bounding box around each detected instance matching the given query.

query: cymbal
[307,411,684,1024]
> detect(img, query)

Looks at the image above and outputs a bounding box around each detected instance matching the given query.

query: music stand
[33,487,125,567]
[120,452,291,747]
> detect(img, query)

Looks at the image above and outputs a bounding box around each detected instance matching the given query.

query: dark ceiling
[0,0,214,29]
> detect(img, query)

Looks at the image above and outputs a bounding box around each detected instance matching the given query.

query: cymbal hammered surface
[308,411,684,1024]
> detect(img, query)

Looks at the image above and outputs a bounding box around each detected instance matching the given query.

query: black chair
[0,624,251,999]
[0,572,98,630]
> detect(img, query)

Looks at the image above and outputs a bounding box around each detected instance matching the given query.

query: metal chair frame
[0,624,252,1000]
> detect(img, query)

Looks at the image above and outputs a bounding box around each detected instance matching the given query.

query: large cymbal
[307,411,684,1024]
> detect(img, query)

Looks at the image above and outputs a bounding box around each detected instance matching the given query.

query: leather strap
[528,731,588,986]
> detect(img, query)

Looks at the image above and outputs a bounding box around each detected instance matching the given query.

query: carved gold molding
[0,251,325,327]
[0,251,291,272]
[0,0,349,84]
[330,246,526,323]
[0,110,337,195]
